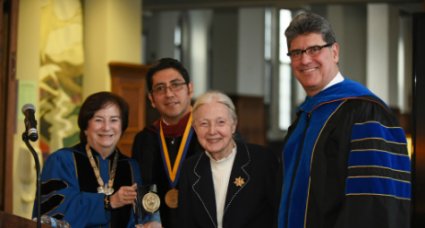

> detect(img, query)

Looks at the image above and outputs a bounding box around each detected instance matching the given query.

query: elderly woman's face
[85,103,122,156]
[193,101,236,160]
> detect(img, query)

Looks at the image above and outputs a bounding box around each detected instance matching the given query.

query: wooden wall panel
[109,62,149,157]
[0,0,19,213]
[230,95,266,146]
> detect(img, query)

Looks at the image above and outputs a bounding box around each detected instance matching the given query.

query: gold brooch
[233,176,245,187]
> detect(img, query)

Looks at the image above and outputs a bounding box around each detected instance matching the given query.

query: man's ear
[332,42,340,63]
[148,93,156,108]
[187,82,194,96]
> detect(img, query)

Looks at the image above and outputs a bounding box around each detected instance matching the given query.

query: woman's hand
[110,183,137,209]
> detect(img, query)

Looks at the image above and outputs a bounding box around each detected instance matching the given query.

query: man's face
[289,33,339,97]
[148,68,193,124]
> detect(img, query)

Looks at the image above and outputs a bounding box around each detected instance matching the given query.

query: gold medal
[159,114,193,196]
[164,188,178,208]
[142,192,161,213]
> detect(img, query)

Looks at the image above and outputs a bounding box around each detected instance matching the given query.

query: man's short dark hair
[146,58,190,92]
[285,11,337,49]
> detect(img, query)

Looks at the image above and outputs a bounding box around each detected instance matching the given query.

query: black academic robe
[35,143,141,227]
[132,123,202,228]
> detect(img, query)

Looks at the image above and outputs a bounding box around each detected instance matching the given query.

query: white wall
[84,0,142,98]
[14,0,42,218]
[367,4,390,103]
[189,10,212,97]
[237,8,265,96]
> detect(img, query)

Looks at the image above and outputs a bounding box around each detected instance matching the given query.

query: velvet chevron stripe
[348,150,410,171]
[351,121,407,144]
[346,121,411,200]
[345,177,411,199]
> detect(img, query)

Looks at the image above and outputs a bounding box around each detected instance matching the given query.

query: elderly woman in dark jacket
[178,90,279,228]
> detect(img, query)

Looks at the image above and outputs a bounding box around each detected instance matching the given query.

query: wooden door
[0,0,19,213]
[230,95,266,146]
[109,62,149,157]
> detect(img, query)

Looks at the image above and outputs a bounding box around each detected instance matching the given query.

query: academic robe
[278,78,411,228]
[34,143,148,228]
[132,113,202,228]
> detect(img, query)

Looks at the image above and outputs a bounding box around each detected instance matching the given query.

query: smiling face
[85,104,122,157]
[193,101,237,160]
[148,68,193,125]
[289,33,340,96]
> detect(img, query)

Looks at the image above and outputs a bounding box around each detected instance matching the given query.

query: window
[279,9,292,130]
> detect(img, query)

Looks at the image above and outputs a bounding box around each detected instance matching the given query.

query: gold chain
[86,144,119,195]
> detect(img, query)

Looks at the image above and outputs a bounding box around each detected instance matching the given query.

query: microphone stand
[22,133,41,228]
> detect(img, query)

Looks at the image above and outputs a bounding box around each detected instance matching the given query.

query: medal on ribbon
[158,114,193,208]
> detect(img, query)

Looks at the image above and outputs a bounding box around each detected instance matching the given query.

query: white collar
[322,72,344,91]
[205,146,237,164]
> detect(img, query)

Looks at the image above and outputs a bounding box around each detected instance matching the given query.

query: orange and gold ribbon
[159,114,194,187]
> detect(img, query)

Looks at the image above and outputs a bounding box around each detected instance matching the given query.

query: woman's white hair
[192,90,237,123]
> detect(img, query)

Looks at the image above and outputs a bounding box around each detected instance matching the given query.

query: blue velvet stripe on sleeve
[346,177,411,199]
[348,150,410,172]
[351,121,407,143]
[346,121,411,200]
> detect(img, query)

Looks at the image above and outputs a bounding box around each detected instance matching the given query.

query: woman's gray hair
[285,11,337,49]
[192,90,237,123]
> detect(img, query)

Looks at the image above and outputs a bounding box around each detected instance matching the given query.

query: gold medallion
[97,186,104,194]
[98,185,114,195]
[142,192,161,213]
[104,186,114,196]
[164,188,178,208]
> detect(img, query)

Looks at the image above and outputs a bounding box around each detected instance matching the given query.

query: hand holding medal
[141,186,161,213]
[134,184,161,225]
[109,183,138,209]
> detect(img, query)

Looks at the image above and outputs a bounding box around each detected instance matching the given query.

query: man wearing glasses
[132,58,201,228]
[278,12,410,228]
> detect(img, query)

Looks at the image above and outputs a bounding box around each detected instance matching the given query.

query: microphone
[22,104,38,141]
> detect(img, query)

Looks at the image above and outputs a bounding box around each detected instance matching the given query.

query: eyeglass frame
[286,42,335,60]
[150,81,188,95]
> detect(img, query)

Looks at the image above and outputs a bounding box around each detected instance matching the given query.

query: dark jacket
[179,141,279,228]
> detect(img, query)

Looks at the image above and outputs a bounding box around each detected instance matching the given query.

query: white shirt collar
[205,146,237,164]
[322,72,344,91]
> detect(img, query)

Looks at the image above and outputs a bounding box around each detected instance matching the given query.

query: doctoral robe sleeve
[34,149,109,227]
[338,103,411,228]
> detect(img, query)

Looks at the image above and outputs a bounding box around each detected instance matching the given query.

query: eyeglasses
[151,81,187,95]
[287,43,334,60]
